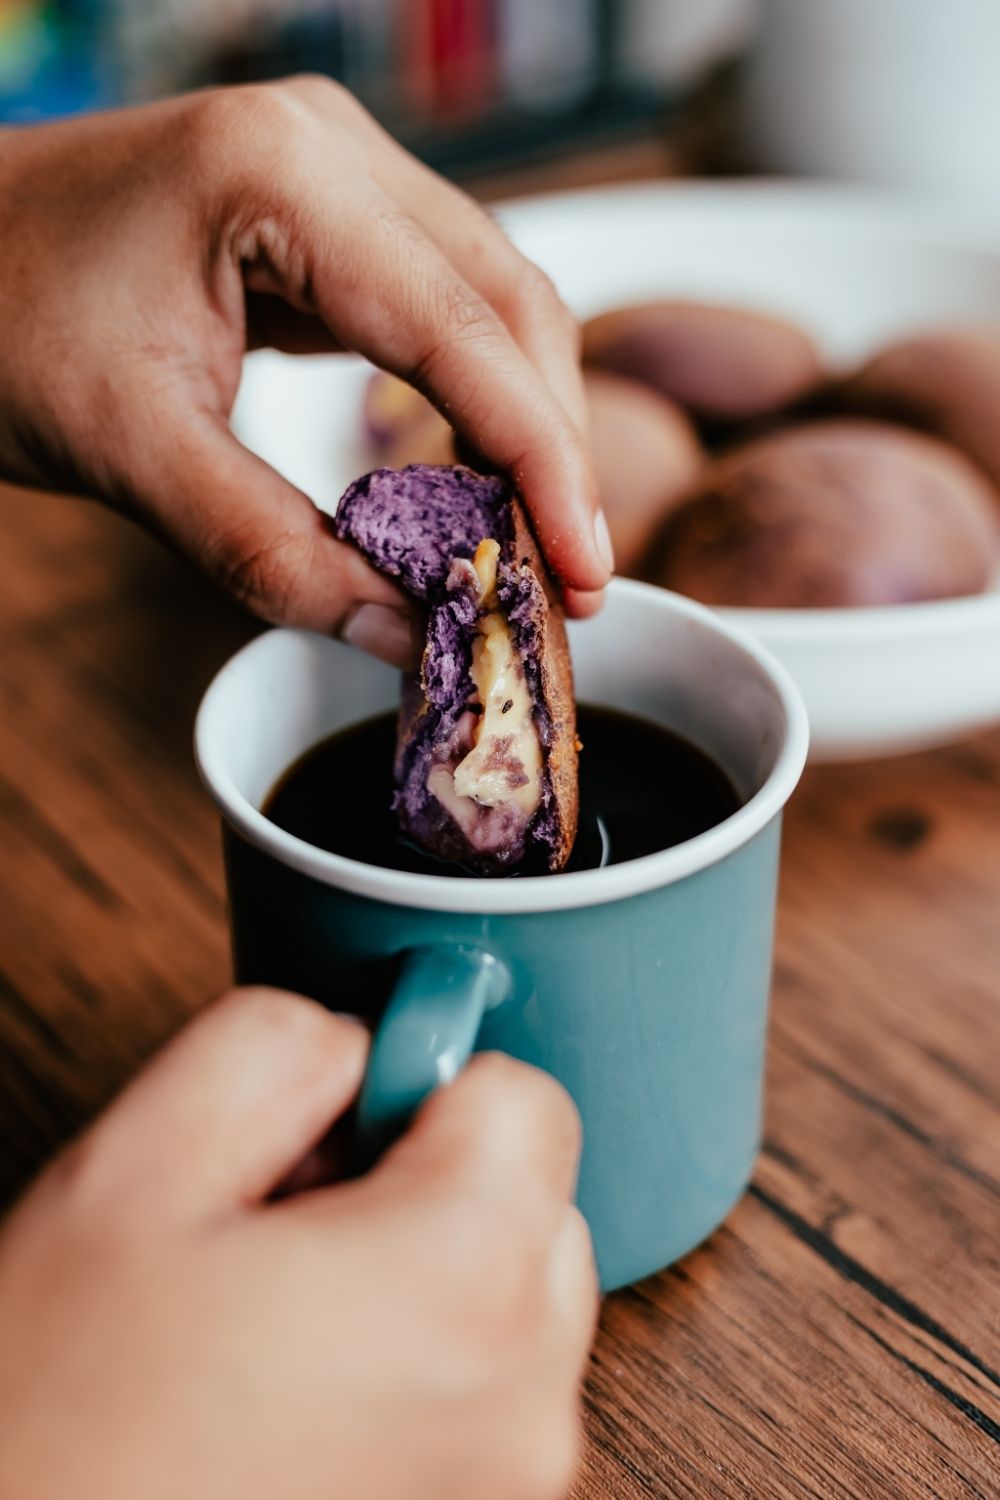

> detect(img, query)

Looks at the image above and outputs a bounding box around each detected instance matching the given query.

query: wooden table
[2,482,998,1499]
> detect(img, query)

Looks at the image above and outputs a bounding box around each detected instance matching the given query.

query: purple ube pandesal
[335,465,578,874]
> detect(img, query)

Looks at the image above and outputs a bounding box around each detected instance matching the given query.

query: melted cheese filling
[429,539,542,834]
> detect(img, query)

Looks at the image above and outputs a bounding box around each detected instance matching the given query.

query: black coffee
[263,705,741,878]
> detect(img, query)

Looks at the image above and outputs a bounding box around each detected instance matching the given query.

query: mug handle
[355,944,513,1160]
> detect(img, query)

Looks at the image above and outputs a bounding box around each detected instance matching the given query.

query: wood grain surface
[1,480,998,1499]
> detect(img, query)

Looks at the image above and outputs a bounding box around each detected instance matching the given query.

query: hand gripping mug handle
[355,944,513,1160]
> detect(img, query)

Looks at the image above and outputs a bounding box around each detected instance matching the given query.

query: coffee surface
[264,705,740,877]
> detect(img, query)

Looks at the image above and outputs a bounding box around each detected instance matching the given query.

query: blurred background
[0,0,755,187]
[5,0,1000,196]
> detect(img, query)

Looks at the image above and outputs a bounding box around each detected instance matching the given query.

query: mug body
[197,580,807,1291]
[226,818,780,1290]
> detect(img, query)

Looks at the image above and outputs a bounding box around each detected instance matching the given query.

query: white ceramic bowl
[233,181,1000,762]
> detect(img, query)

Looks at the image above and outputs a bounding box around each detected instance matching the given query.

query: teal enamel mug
[196,579,808,1291]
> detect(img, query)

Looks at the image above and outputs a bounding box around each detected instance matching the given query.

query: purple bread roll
[335,465,578,874]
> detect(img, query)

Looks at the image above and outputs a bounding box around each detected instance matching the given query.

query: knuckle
[441,282,502,343]
[281,72,353,114]
[495,1052,580,1140]
[236,81,304,134]
[460,1053,581,1168]
[215,524,317,623]
[214,987,368,1093]
[178,87,229,139]
[512,262,579,341]
[561,1207,600,1318]
[408,283,504,390]
[564,1205,598,1282]
[562,298,583,356]
[464,1048,531,1099]
[220,985,328,1043]
[538,1068,583,1150]
[280,71,341,97]
[458,1052,533,1141]
[219,984,290,1028]
[179,84,314,184]
[179,86,265,148]
[520,262,561,313]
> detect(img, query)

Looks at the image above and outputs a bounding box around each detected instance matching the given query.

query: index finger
[282,71,589,434]
[297,181,611,594]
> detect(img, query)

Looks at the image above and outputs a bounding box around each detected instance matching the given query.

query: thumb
[135,409,421,667]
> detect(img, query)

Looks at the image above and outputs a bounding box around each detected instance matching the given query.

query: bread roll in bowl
[839,330,1000,491]
[583,301,822,422]
[652,419,1000,608]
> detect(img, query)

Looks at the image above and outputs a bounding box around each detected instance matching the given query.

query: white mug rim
[195,580,809,914]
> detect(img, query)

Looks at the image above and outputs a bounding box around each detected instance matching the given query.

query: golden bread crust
[509,500,579,871]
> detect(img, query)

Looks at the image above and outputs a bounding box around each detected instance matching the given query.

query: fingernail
[594,509,615,575]
[343,604,419,669]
